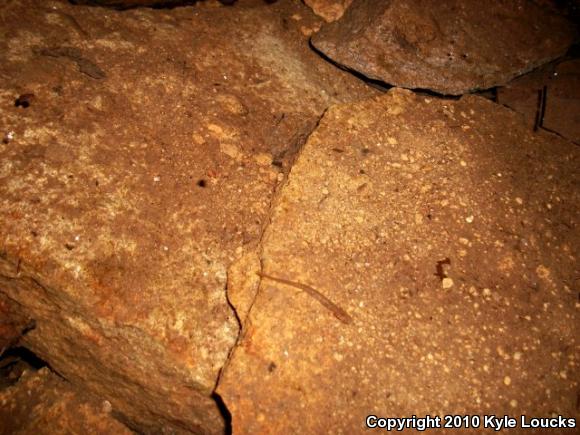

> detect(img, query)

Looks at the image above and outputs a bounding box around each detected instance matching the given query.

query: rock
[303,0,352,22]
[0,298,32,354]
[311,0,576,95]
[0,367,133,435]
[217,89,579,433]
[497,58,580,144]
[0,0,375,432]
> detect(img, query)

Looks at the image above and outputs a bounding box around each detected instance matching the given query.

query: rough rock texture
[0,0,375,432]
[303,0,352,22]
[0,367,133,435]
[497,58,580,144]
[218,89,579,433]
[311,0,576,95]
[0,298,32,354]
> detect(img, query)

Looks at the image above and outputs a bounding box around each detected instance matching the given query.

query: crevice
[308,38,466,99]
[222,107,328,350]
[308,39,391,93]
[66,0,277,10]
[210,108,329,426]
[0,346,50,390]
[67,0,199,10]
[211,392,232,435]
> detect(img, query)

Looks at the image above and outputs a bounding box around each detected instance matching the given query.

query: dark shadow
[0,346,49,389]
[212,392,233,435]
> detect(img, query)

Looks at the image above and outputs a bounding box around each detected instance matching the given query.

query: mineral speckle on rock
[217,89,579,433]
[311,0,576,95]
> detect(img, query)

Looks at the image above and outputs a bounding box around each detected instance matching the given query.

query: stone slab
[312,0,576,95]
[218,89,579,433]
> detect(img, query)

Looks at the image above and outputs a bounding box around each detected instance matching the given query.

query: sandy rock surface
[218,89,579,433]
[0,367,133,435]
[0,0,375,432]
[311,0,576,95]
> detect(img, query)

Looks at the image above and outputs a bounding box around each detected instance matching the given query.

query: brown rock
[497,58,580,144]
[303,0,352,22]
[312,0,576,95]
[0,297,33,354]
[0,0,375,432]
[0,368,133,435]
[218,89,579,433]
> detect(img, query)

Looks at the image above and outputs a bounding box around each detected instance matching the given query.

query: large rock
[0,0,375,432]
[217,89,579,433]
[0,367,133,435]
[311,0,576,95]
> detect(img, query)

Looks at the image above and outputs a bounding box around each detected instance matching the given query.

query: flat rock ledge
[218,88,579,434]
[312,0,576,95]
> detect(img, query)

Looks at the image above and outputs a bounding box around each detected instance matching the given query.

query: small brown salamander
[256,272,353,325]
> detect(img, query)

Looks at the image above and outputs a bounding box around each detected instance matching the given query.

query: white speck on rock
[442,278,454,289]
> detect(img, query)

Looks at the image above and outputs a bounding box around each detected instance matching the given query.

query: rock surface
[0,299,32,354]
[0,367,133,435]
[312,0,576,95]
[218,89,579,433]
[497,58,580,144]
[303,0,352,22]
[0,0,375,432]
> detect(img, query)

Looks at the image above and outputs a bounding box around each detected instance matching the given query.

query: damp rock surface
[217,89,579,433]
[311,0,576,95]
[0,367,133,435]
[0,0,375,432]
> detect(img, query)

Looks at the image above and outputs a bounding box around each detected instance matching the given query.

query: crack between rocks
[210,108,329,430]
[308,38,392,93]
[308,38,473,99]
